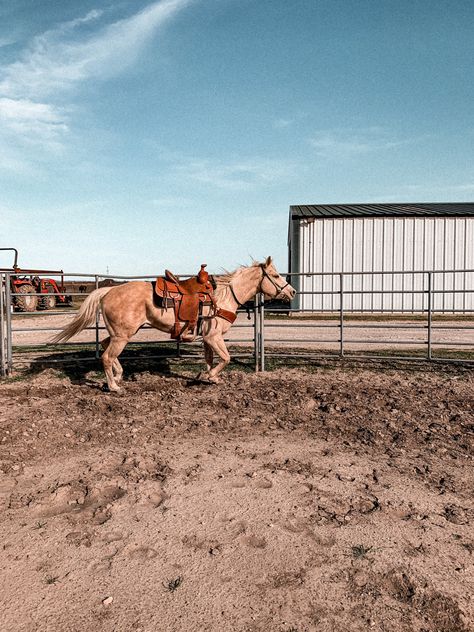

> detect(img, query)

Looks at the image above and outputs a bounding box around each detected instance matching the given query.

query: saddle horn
[197,264,209,284]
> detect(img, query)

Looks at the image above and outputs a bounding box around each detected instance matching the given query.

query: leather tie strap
[216,308,237,324]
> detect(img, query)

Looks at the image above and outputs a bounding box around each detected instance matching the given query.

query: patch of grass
[262,349,474,374]
[164,576,182,592]
[460,542,474,554]
[351,544,373,559]
[12,343,97,354]
[85,369,105,379]
[2,371,33,382]
[33,521,47,530]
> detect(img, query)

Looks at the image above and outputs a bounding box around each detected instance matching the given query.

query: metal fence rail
[1,269,473,377]
[258,270,474,370]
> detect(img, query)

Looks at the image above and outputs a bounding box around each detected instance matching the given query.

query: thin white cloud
[309,127,415,158]
[172,157,296,190]
[61,9,104,30]
[0,36,17,48]
[361,182,474,203]
[0,97,68,169]
[0,98,68,139]
[273,118,294,129]
[0,0,192,98]
[0,0,193,170]
[400,183,474,194]
[0,142,34,173]
[151,195,193,207]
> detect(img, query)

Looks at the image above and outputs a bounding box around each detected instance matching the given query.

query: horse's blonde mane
[213,261,262,301]
[214,261,261,285]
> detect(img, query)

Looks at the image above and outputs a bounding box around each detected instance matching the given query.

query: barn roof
[290,203,474,219]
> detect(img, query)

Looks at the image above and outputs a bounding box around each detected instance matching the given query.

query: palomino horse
[52,257,296,391]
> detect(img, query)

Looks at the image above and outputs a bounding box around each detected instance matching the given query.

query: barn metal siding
[295,217,474,313]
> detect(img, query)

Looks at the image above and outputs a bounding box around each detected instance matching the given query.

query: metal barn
[288,203,474,313]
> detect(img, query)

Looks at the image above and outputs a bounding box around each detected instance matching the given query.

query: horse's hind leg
[101,336,129,392]
[101,336,124,384]
[197,342,214,380]
[205,342,214,372]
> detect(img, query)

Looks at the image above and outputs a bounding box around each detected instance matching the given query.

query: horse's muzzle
[278,287,296,301]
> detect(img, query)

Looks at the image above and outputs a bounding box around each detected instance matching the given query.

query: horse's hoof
[208,376,221,384]
[102,383,121,393]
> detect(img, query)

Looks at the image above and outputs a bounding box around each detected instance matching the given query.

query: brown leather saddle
[155,264,217,341]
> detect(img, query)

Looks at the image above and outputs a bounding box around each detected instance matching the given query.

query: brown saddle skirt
[154,265,216,341]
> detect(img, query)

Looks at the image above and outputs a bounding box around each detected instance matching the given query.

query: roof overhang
[290,203,474,219]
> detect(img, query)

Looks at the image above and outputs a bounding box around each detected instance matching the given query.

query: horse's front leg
[201,333,230,383]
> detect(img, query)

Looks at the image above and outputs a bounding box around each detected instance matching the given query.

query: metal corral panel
[291,216,474,312]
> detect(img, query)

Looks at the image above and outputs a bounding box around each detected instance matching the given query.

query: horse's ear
[264,256,273,267]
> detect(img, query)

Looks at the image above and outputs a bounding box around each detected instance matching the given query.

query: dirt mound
[0,365,473,631]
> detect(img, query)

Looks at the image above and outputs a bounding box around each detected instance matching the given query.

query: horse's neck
[228,267,261,306]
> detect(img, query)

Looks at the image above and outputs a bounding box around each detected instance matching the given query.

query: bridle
[229,264,290,307]
[258,264,290,297]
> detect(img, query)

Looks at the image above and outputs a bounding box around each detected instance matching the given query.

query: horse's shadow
[28,346,204,387]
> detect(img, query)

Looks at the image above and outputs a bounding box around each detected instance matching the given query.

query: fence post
[339,273,344,357]
[427,271,432,360]
[0,274,5,377]
[253,297,259,371]
[94,275,100,359]
[5,273,13,375]
[259,292,265,371]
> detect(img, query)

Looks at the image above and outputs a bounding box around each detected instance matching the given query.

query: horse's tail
[51,287,113,343]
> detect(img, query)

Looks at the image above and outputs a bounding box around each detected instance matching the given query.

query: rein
[228,283,251,320]
[229,283,243,307]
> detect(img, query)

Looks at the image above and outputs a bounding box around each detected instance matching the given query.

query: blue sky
[0,0,473,275]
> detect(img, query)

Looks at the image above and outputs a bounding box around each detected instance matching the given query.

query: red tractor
[1,248,73,312]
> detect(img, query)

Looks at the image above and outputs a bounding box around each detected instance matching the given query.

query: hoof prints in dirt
[1,368,473,632]
[350,567,471,632]
[6,450,170,540]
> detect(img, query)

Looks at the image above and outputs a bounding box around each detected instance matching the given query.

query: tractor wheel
[13,284,38,312]
[38,284,57,310]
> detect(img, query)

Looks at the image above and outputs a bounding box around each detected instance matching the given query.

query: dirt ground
[0,362,473,632]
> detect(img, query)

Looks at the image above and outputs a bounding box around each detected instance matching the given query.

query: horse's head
[259,256,296,302]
